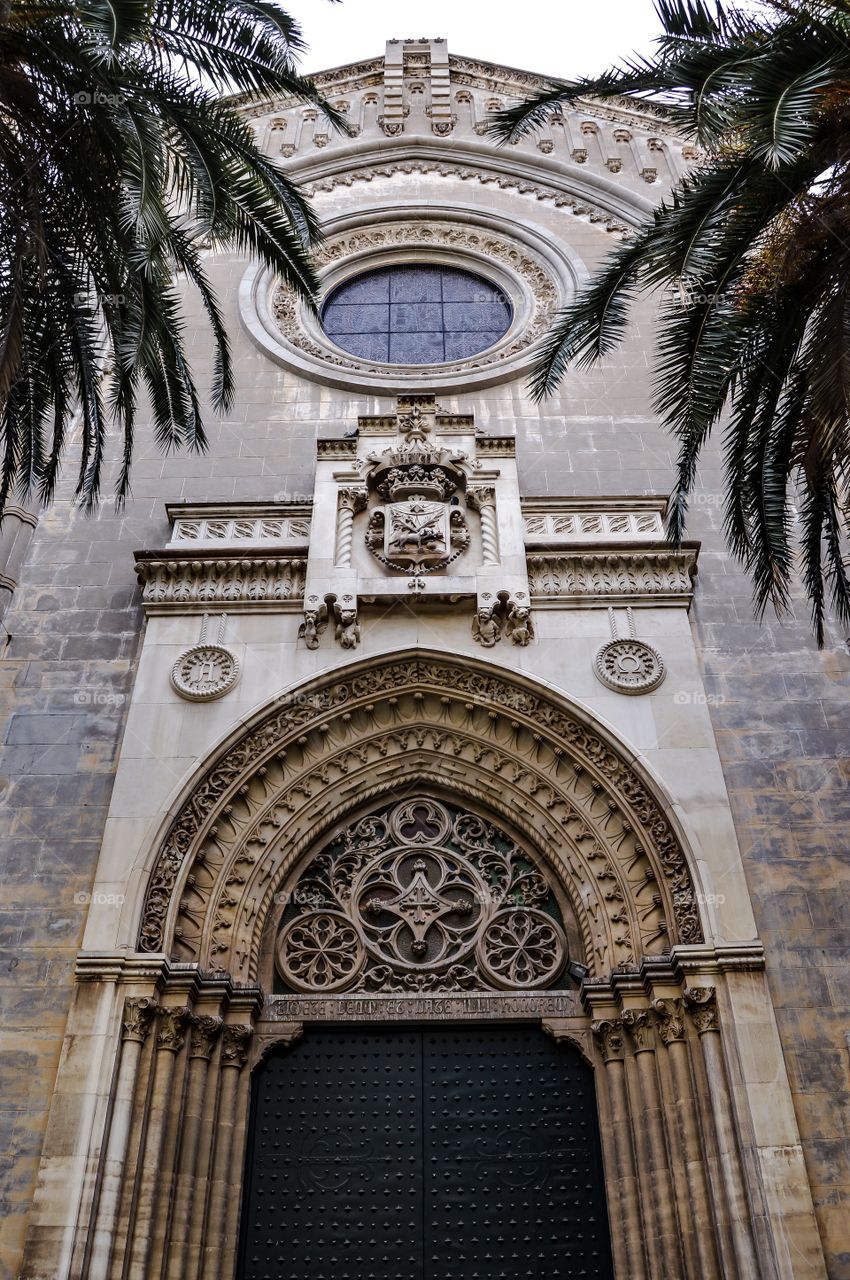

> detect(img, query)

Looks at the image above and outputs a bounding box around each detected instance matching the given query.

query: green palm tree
[493,0,850,642]
[0,0,343,512]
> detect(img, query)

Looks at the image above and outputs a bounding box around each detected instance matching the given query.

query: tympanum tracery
[275,797,569,993]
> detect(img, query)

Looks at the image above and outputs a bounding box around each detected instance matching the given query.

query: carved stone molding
[527,548,698,605]
[522,502,665,542]
[298,161,631,234]
[135,553,307,611]
[137,655,703,981]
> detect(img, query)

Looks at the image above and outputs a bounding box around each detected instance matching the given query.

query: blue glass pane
[391,303,444,333]
[445,331,505,360]
[338,332,390,361]
[444,301,512,332]
[323,303,389,334]
[390,267,443,302]
[390,332,445,364]
[321,264,512,365]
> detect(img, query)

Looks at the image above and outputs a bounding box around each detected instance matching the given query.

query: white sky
[286,0,664,80]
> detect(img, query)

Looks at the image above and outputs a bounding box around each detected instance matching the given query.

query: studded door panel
[238,1026,613,1280]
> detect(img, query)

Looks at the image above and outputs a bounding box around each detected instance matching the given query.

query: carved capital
[592,1018,625,1063]
[221,1023,254,1069]
[684,986,719,1035]
[122,996,159,1043]
[337,486,368,513]
[188,1014,223,1060]
[156,1005,192,1053]
[467,485,496,511]
[620,1007,655,1052]
[652,997,686,1045]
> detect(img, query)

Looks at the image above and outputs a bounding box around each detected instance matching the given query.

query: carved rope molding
[134,553,307,610]
[526,548,698,604]
[137,656,703,979]
[271,221,560,375]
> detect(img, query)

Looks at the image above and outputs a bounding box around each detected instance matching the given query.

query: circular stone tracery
[274,797,568,994]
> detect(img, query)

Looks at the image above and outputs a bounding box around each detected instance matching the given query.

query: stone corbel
[298,594,328,649]
[505,590,534,646]
[541,1019,593,1065]
[333,593,360,648]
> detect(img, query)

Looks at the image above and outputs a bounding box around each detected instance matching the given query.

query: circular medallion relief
[593,638,666,695]
[170,645,240,702]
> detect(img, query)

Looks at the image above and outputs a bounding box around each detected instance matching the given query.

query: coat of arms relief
[363,403,471,574]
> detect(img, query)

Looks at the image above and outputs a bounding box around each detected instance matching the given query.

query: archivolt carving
[138,656,703,983]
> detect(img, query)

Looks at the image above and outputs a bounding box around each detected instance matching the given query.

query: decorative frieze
[527,549,697,605]
[135,553,306,610]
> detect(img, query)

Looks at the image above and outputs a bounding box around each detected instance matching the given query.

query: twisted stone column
[335,487,367,567]
[468,487,499,565]
[653,998,721,1279]
[592,1018,646,1280]
[685,987,759,1277]
[165,1014,223,1280]
[88,997,158,1280]
[125,1005,191,1280]
[621,1007,683,1278]
[202,1024,253,1280]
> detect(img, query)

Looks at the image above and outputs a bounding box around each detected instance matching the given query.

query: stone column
[125,1004,191,1280]
[165,1014,223,1280]
[591,1018,647,1280]
[334,487,367,567]
[652,997,721,1279]
[620,1007,683,1278]
[685,986,759,1277]
[88,997,159,1280]
[468,487,499,565]
[201,1024,253,1280]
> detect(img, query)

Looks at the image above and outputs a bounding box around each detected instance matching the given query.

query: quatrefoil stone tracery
[274,797,568,994]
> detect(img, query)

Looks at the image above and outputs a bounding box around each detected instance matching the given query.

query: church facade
[1,39,847,1280]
